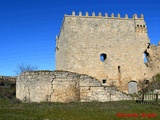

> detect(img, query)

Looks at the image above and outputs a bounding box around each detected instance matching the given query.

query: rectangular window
[102,79,107,84]
[118,66,121,73]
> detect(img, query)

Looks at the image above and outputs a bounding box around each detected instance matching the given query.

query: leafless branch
[14,63,38,75]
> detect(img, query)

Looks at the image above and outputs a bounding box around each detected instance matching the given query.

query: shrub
[140,74,160,93]
[0,80,16,99]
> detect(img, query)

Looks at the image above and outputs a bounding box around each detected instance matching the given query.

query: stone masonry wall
[56,12,150,93]
[80,87,131,102]
[16,71,132,102]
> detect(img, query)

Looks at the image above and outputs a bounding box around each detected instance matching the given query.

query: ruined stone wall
[80,86,131,102]
[144,42,160,79]
[16,71,131,103]
[56,12,150,92]
[16,71,53,102]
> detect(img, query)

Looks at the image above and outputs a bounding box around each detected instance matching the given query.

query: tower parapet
[68,11,144,19]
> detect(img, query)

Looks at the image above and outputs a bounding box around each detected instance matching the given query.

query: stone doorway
[128,81,137,94]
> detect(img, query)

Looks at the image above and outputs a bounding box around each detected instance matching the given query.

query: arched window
[100,53,107,62]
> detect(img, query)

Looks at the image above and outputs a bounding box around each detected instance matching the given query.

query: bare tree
[139,80,146,93]
[14,63,38,75]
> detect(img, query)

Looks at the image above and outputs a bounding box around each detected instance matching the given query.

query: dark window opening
[143,25,145,28]
[144,51,149,63]
[137,25,139,27]
[56,46,59,51]
[147,43,150,48]
[100,53,107,62]
[140,25,142,27]
[144,80,149,84]
[102,79,106,84]
[118,66,121,73]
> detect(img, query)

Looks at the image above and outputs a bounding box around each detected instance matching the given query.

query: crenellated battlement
[64,11,144,19]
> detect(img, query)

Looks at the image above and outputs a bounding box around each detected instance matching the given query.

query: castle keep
[56,12,150,93]
[16,12,160,102]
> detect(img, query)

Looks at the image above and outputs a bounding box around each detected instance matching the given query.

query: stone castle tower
[56,12,157,93]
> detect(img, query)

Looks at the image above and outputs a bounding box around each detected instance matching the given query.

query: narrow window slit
[118,66,121,73]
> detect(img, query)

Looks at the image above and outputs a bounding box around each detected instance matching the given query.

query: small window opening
[144,80,149,84]
[140,25,142,27]
[137,25,139,27]
[144,51,149,63]
[147,43,150,48]
[100,53,107,62]
[118,66,121,73]
[56,46,59,51]
[102,79,106,84]
[143,25,145,28]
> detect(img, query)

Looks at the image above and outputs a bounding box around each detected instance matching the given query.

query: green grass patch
[0,99,159,120]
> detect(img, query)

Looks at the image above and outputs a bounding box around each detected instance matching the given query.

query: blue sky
[0,0,160,76]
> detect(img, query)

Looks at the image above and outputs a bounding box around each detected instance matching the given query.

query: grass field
[0,99,159,120]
